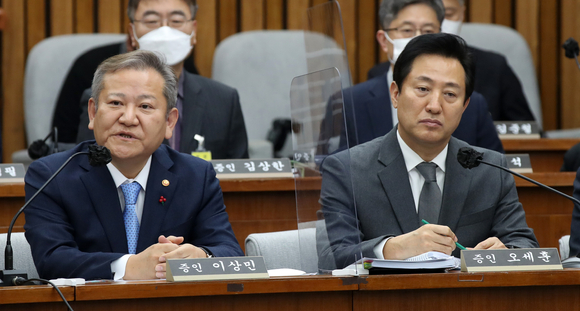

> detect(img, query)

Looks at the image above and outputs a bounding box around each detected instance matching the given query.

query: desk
[357,270,580,310]
[502,138,580,172]
[2,271,580,310]
[0,173,575,250]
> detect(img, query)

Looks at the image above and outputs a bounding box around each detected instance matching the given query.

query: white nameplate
[166,256,269,282]
[461,248,562,272]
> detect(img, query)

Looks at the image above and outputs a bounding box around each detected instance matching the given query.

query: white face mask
[384,32,414,64]
[441,19,463,35]
[133,26,194,66]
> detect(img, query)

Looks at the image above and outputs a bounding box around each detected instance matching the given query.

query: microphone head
[88,145,112,167]
[457,147,483,169]
[28,140,50,160]
[563,37,580,59]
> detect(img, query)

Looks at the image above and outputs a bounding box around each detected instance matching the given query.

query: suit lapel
[136,147,177,252]
[79,161,128,253]
[180,72,206,152]
[376,129,420,233]
[438,138,472,231]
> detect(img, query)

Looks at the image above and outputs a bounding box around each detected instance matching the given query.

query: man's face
[442,0,465,21]
[390,54,469,151]
[88,68,178,168]
[129,0,197,49]
[377,3,441,61]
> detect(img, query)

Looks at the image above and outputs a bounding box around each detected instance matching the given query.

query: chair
[12,34,126,168]
[459,23,543,128]
[245,227,318,273]
[212,30,349,158]
[560,235,571,260]
[0,232,38,279]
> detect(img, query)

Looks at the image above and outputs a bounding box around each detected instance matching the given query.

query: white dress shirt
[373,130,448,258]
[108,156,152,280]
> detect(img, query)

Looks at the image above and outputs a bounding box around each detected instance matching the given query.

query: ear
[390,81,400,109]
[164,107,179,140]
[376,30,389,54]
[128,23,138,49]
[191,20,197,46]
[462,96,470,113]
[88,98,97,130]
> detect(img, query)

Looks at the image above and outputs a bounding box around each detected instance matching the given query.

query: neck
[172,62,184,81]
[399,130,448,162]
[111,158,147,179]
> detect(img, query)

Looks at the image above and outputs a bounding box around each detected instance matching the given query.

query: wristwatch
[200,247,213,258]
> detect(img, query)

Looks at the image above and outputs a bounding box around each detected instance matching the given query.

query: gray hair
[91,50,177,117]
[127,0,198,22]
[379,0,445,30]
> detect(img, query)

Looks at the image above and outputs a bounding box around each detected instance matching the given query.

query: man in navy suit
[24,50,242,280]
[341,0,502,153]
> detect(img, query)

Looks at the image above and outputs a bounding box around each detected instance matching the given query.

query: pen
[421,219,467,250]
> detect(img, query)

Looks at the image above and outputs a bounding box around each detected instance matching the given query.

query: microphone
[457,147,580,206]
[1,144,111,286]
[563,37,580,71]
[28,127,61,160]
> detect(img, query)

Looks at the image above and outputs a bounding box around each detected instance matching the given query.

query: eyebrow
[105,93,157,100]
[415,76,462,89]
[399,21,437,27]
[141,10,187,18]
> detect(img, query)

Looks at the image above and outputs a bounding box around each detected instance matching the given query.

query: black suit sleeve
[226,90,249,159]
[497,57,535,121]
[569,167,580,256]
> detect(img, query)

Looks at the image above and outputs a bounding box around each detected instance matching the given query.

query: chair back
[0,232,38,279]
[24,34,126,145]
[459,23,542,127]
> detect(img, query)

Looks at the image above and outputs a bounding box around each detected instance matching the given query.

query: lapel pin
[162,179,170,187]
[159,196,167,205]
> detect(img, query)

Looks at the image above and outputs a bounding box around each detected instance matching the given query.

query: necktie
[416,162,442,224]
[120,182,141,254]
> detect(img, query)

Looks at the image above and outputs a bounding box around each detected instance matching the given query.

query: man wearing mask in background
[368,0,534,122]
[57,0,249,159]
[341,0,503,153]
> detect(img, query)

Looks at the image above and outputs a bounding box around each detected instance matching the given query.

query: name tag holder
[461,248,562,272]
[166,256,269,282]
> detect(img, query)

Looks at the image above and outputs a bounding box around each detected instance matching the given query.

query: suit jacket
[77,71,249,159]
[367,46,535,121]
[24,141,243,280]
[340,75,504,153]
[53,42,199,143]
[320,129,538,269]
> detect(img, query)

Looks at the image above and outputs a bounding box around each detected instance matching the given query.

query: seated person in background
[342,0,503,153]
[320,33,538,269]
[24,50,243,280]
[56,0,249,159]
[367,0,535,122]
[568,165,580,256]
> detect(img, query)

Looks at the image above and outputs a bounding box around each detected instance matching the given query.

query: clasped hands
[124,235,207,280]
[383,224,506,260]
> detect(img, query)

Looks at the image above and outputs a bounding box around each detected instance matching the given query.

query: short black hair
[393,33,474,103]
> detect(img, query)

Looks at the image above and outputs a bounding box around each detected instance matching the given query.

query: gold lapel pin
[162,179,170,187]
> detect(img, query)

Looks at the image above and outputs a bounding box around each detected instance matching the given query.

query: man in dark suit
[342,75,504,152]
[367,0,534,121]
[24,50,243,280]
[54,0,248,159]
[320,33,537,269]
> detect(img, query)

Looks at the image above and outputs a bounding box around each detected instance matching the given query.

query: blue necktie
[120,182,141,254]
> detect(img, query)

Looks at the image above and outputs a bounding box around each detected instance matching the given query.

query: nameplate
[461,248,562,272]
[211,159,293,179]
[192,151,212,161]
[505,154,533,173]
[494,121,540,139]
[166,256,269,282]
[0,164,25,183]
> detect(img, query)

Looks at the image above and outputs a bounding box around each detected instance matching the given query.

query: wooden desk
[2,271,580,310]
[0,172,575,250]
[357,270,580,310]
[502,138,580,172]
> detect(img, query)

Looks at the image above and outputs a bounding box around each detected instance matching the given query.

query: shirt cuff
[111,254,133,280]
[373,237,394,259]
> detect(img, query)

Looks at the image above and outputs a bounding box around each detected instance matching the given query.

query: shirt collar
[396,129,447,173]
[106,156,152,190]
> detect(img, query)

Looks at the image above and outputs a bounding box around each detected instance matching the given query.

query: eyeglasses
[133,16,194,30]
[385,25,440,38]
